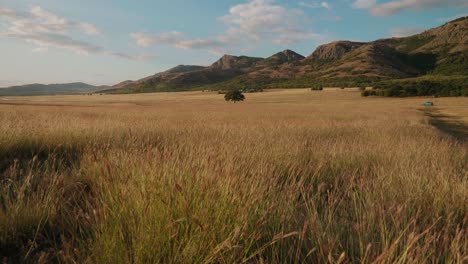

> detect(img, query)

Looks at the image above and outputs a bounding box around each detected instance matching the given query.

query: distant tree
[224,90,245,103]
[311,84,323,91]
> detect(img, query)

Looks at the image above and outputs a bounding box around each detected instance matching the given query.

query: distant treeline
[110,73,468,98]
[268,76,381,89]
[207,75,468,98]
[365,77,468,97]
[197,75,382,92]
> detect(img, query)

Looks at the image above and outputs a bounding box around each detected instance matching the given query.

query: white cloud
[131,31,184,47]
[77,22,100,35]
[0,6,146,60]
[104,51,156,61]
[221,0,309,41]
[0,7,19,19]
[32,46,48,52]
[131,32,230,55]
[132,0,323,53]
[353,0,468,16]
[373,0,468,16]
[177,38,228,50]
[299,1,331,9]
[321,2,331,9]
[352,0,376,9]
[0,6,99,54]
[390,27,425,37]
[28,6,100,35]
[4,31,104,54]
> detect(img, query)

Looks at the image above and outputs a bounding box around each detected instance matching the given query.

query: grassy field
[0,89,467,263]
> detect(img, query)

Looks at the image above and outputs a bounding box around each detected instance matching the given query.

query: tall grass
[0,90,466,263]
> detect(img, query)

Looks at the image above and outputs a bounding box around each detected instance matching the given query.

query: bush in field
[361,91,370,97]
[224,90,245,103]
[311,84,323,91]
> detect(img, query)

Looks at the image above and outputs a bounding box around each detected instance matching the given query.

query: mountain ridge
[107,17,467,93]
[0,82,103,96]
[7,17,462,96]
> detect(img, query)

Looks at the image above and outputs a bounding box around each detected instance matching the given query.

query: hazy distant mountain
[0,82,100,96]
[107,16,467,93]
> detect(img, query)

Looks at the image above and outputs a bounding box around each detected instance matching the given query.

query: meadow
[0,89,467,263]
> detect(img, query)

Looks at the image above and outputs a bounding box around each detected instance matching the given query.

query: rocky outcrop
[308,41,366,60]
[263,50,305,65]
[210,55,263,70]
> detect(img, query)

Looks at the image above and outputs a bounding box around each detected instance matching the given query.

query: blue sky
[0,0,466,86]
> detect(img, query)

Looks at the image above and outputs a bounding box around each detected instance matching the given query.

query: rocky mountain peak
[308,41,366,60]
[210,54,263,70]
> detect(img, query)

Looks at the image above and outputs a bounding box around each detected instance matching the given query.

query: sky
[0,0,466,86]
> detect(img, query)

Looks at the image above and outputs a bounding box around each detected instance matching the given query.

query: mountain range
[1,17,466,96]
[107,16,467,93]
[0,82,105,96]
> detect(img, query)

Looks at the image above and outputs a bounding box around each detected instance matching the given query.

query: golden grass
[0,89,467,263]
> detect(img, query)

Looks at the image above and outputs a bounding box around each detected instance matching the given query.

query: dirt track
[423,108,468,142]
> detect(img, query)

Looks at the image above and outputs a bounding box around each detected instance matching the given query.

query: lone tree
[224,90,245,103]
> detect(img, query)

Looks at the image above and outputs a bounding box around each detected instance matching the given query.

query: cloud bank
[0,6,147,60]
[131,0,323,54]
[298,1,331,9]
[353,0,468,16]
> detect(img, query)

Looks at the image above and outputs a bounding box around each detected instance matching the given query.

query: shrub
[224,90,245,103]
[311,85,323,91]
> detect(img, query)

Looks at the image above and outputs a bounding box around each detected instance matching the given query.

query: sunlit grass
[0,89,467,263]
